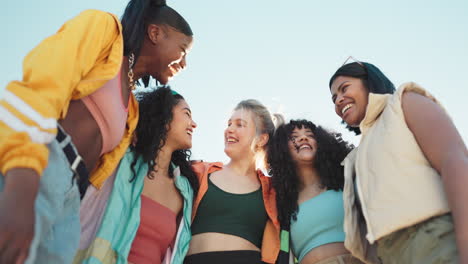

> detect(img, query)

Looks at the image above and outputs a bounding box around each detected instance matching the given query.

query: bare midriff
[299,242,349,264]
[59,100,102,171]
[58,68,130,172]
[187,233,260,255]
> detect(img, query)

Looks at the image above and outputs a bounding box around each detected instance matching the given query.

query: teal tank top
[191,177,268,248]
[290,190,345,262]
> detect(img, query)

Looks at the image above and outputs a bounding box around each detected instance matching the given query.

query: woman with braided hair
[0,0,194,263]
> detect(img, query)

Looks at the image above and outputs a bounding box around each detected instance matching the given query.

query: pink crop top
[128,195,177,264]
[81,70,129,155]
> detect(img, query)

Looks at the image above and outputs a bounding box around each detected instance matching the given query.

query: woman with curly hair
[329,61,467,263]
[0,0,194,262]
[269,119,360,264]
[75,87,198,264]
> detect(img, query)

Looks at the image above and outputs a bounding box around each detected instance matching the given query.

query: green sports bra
[191,177,268,248]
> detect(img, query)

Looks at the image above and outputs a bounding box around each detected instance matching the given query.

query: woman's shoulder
[392,82,440,107]
[77,9,119,22]
[191,161,223,178]
[67,9,121,35]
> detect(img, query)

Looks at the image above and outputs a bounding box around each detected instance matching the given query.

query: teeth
[299,145,311,150]
[187,130,192,135]
[227,138,237,143]
[342,104,353,114]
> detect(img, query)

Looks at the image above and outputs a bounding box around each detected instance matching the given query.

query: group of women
[0,0,466,263]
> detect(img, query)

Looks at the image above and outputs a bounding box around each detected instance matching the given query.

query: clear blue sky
[2,0,467,162]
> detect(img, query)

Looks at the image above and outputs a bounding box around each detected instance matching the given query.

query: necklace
[128,53,136,90]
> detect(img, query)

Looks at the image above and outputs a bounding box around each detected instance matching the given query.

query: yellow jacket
[0,9,139,189]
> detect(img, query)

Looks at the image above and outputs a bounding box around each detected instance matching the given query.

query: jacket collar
[359,92,392,135]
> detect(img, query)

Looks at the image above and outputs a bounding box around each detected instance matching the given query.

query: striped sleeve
[0,10,120,176]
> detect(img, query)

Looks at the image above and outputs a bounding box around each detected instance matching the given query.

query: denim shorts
[0,139,80,264]
[377,213,458,264]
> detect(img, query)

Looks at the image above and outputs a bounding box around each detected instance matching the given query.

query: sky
[1,0,467,163]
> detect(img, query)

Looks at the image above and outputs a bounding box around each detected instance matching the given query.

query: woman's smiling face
[288,126,318,164]
[330,76,369,127]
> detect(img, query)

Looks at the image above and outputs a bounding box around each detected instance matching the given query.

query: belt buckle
[70,155,83,175]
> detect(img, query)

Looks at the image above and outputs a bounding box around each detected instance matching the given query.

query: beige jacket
[342,82,450,263]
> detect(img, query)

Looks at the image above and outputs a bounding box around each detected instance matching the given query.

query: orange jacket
[0,10,138,189]
[191,162,280,263]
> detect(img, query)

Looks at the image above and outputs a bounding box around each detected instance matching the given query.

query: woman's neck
[122,55,148,83]
[225,157,257,180]
[296,163,321,191]
[153,145,174,178]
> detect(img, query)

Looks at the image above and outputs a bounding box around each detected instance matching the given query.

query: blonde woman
[185,99,280,264]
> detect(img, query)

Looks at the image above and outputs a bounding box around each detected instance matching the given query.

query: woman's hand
[0,169,40,264]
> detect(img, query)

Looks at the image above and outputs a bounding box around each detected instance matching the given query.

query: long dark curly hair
[268,119,353,227]
[130,86,199,195]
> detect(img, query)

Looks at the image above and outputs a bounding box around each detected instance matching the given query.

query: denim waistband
[56,124,89,199]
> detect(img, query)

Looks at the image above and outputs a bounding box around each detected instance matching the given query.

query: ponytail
[121,0,166,58]
[121,0,192,71]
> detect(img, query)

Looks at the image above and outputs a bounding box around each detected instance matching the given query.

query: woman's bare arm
[402,91,468,263]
